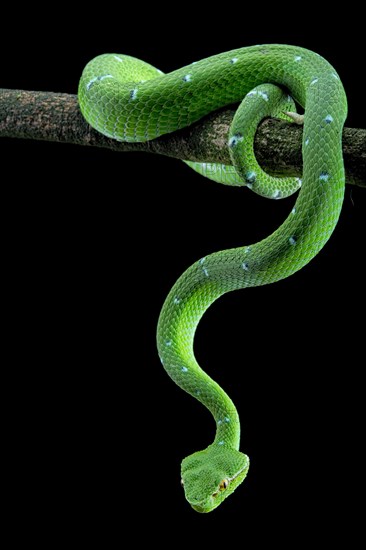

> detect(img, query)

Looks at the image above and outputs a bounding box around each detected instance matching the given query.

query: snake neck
[157,281,241,450]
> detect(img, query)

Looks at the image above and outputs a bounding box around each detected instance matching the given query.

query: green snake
[78,45,347,513]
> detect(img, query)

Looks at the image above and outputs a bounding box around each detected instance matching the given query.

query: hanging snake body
[78,45,347,512]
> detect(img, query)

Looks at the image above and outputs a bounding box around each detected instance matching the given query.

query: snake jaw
[191,501,213,514]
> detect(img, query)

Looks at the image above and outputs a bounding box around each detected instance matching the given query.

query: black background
[2,5,365,544]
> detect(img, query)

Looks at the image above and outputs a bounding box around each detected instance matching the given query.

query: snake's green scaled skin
[78,45,347,513]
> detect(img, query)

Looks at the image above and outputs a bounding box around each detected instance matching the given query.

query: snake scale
[78,45,347,512]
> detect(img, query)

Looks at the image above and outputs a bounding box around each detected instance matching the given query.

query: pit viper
[78,45,347,513]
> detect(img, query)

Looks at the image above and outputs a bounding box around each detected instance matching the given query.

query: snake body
[78,45,347,512]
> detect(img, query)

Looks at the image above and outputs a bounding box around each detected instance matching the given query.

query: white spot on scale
[181,366,188,373]
[173,296,181,305]
[195,390,201,395]
[228,134,244,147]
[332,72,339,80]
[130,88,138,100]
[259,91,269,101]
[294,55,302,62]
[272,189,281,199]
[165,340,172,347]
[224,417,230,423]
[305,138,310,146]
[182,74,192,82]
[291,207,296,215]
[199,257,206,264]
[230,57,238,64]
[296,178,302,187]
[245,246,251,254]
[86,74,113,90]
[289,236,297,245]
[217,420,223,425]
[245,171,256,184]
[319,172,330,182]
[324,114,333,124]
[310,78,319,85]
[203,268,209,277]
[247,90,269,101]
[242,262,249,271]
[86,77,98,90]
[114,55,124,62]
[218,441,224,446]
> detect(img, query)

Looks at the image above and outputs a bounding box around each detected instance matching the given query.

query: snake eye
[219,479,229,490]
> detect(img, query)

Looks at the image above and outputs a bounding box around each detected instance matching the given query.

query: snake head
[181,444,249,513]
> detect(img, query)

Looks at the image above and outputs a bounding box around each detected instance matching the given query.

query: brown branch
[0,89,365,187]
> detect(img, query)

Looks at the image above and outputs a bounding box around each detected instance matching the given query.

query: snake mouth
[189,495,221,513]
[191,504,206,513]
[191,501,216,513]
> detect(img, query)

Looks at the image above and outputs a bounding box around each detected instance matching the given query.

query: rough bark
[0,89,365,188]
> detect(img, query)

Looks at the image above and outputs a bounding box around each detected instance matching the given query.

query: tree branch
[0,89,365,188]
